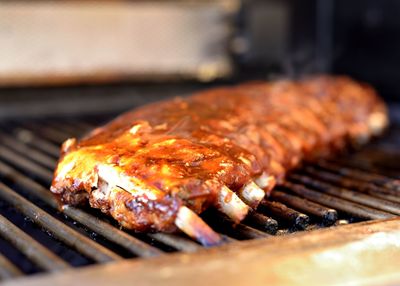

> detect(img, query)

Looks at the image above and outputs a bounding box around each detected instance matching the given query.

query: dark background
[238,0,400,101]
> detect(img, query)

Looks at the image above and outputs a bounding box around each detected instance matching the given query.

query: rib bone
[368,111,388,136]
[175,206,222,247]
[237,181,266,209]
[216,186,250,223]
[254,172,276,193]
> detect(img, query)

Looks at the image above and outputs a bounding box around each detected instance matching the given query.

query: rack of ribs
[51,76,388,246]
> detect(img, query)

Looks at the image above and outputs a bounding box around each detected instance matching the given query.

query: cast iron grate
[0,116,399,280]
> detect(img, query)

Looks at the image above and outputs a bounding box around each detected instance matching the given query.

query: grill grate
[0,117,399,280]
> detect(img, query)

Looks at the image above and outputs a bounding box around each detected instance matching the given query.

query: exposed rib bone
[237,181,266,209]
[216,186,250,223]
[368,112,388,136]
[175,206,222,246]
[254,172,276,193]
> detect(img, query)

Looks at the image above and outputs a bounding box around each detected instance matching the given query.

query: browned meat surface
[51,76,388,245]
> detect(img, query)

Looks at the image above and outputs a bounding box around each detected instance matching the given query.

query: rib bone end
[175,206,222,247]
[254,172,276,195]
[237,181,266,209]
[368,112,389,136]
[217,186,250,223]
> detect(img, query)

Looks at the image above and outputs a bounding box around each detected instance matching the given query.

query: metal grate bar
[304,166,399,196]
[12,127,60,158]
[44,122,85,138]
[0,182,122,263]
[147,233,202,252]
[314,160,400,191]
[328,157,400,180]
[19,123,69,144]
[209,213,271,240]
[0,132,56,169]
[0,253,23,281]
[220,234,238,243]
[62,206,164,257]
[243,213,278,234]
[0,214,70,271]
[0,145,53,183]
[2,129,59,171]
[281,180,396,220]
[354,148,400,170]
[233,224,271,239]
[325,147,400,174]
[62,120,95,134]
[270,190,337,225]
[371,192,400,204]
[298,168,400,205]
[68,120,96,131]
[258,200,309,230]
[287,174,400,215]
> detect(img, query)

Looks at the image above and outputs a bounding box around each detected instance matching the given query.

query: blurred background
[0,0,399,119]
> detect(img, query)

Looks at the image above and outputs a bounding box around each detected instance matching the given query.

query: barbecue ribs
[51,76,388,245]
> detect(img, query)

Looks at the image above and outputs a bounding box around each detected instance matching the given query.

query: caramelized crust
[51,76,388,232]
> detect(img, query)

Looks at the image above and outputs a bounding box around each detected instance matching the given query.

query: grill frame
[0,115,399,284]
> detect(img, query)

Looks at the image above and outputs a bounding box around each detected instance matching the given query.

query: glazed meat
[51,76,388,245]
